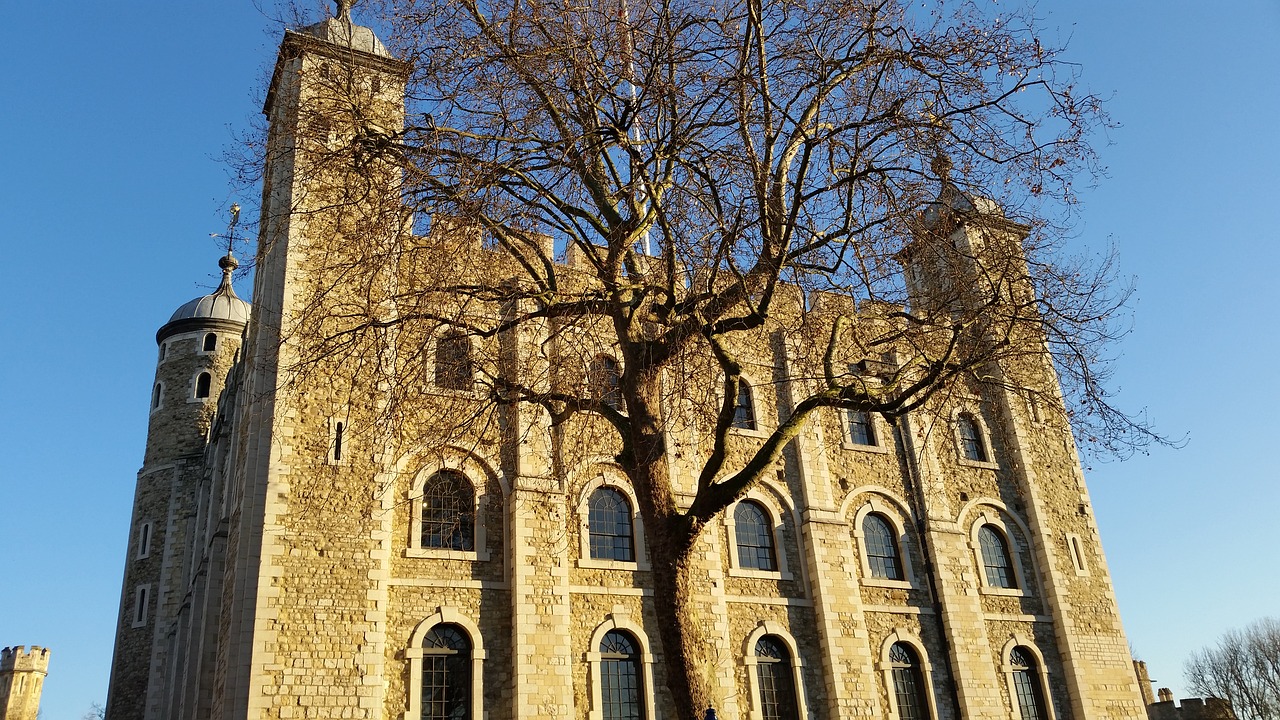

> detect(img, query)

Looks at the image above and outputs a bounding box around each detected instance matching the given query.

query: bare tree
[1186,618,1280,720]
[252,0,1165,716]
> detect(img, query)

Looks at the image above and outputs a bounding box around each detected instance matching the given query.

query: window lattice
[421,470,475,551]
[421,624,471,720]
[735,501,777,571]
[435,332,474,390]
[754,636,799,720]
[590,356,622,410]
[733,381,757,430]
[600,631,643,720]
[863,514,904,580]
[848,410,876,446]
[958,414,987,462]
[889,643,930,720]
[978,524,1017,589]
[589,487,635,561]
[1010,647,1047,720]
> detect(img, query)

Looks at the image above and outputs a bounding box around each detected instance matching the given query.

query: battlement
[1147,693,1236,720]
[0,647,50,675]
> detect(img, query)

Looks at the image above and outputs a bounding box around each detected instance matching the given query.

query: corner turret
[0,646,50,720]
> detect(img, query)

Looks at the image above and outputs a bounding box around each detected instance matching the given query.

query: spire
[217,252,240,298]
[336,0,353,23]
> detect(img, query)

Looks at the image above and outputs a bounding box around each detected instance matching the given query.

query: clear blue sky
[1,1,1276,718]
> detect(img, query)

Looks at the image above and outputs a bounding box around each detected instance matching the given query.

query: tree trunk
[648,517,714,720]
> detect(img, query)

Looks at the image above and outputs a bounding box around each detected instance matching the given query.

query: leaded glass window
[435,331,474,390]
[958,414,987,462]
[1010,647,1048,720]
[978,525,1017,589]
[590,356,622,410]
[589,487,635,562]
[421,470,475,551]
[421,624,471,720]
[889,643,930,720]
[848,410,876,446]
[755,636,800,720]
[863,514,904,581]
[735,501,777,571]
[733,381,757,430]
[600,631,644,720]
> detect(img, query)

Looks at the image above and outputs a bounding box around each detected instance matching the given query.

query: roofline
[157,317,249,345]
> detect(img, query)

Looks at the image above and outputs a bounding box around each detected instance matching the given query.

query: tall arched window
[151,383,163,410]
[888,643,931,720]
[1009,647,1049,720]
[957,413,988,462]
[590,355,622,410]
[195,372,212,399]
[978,524,1018,589]
[435,331,474,390]
[863,513,904,581]
[589,487,634,561]
[735,501,777,571]
[421,470,475,551]
[848,410,876,446]
[203,333,217,352]
[421,623,472,720]
[754,636,800,720]
[599,630,644,720]
[732,380,757,430]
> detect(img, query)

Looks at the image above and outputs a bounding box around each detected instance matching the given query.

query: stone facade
[0,646,50,720]
[106,12,1149,720]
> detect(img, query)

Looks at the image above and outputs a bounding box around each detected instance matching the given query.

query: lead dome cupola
[157,253,252,343]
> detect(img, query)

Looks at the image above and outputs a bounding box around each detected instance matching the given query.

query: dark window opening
[152,384,162,409]
[195,372,212,399]
[435,331,474,390]
[590,356,622,410]
[755,636,800,720]
[735,500,777,571]
[863,513,904,580]
[600,631,644,720]
[589,487,635,562]
[848,410,876,446]
[421,470,475,551]
[203,333,217,352]
[958,413,987,462]
[333,421,344,462]
[732,381,757,430]
[421,624,471,720]
[979,524,1018,589]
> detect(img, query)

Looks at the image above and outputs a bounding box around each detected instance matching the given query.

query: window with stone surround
[406,610,486,720]
[151,383,163,411]
[588,487,635,562]
[195,372,212,399]
[1001,641,1055,720]
[734,500,777,571]
[878,633,938,720]
[435,330,474,391]
[978,524,1018,589]
[848,410,877,446]
[863,513,904,581]
[420,470,475,552]
[131,584,150,628]
[589,355,622,410]
[137,521,152,560]
[733,380,758,430]
[599,630,644,720]
[202,333,217,352]
[751,635,801,720]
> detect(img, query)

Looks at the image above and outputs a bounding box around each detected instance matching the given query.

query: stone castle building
[106,7,1150,720]
[1,646,50,720]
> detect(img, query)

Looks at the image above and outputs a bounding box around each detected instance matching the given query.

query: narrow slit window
[152,383,163,410]
[137,522,152,559]
[132,585,150,627]
[733,380,757,430]
[195,372,212,399]
[158,343,167,361]
[333,421,344,462]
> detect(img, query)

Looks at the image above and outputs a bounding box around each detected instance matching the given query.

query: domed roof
[167,254,251,324]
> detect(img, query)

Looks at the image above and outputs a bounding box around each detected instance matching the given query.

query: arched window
[732,381,757,430]
[588,487,634,562]
[957,413,988,462]
[848,410,876,446]
[151,383,163,410]
[754,636,800,720]
[421,623,472,720]
[1009,647,1049,720]
[735,500,777,571]
[978,524,1018,589]
[203,333,217,352]
[888,643,931,720]
[195,372,212,399]
[590,355,622,410]
[599,630,644,720]
[421,470,475,551]
[435,331,474,390]
[863,513,904,581]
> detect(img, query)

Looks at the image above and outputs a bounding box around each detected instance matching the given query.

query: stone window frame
[576,475,650,571]
[430,329,479,395]
[405,458,492,562]
[131,584,151,628]
[199,332,218,355]
[877,630,940,720]
[585,613,658,720]
[849,495,917,590]
[136,521,153,560]
[743,621,810,720]
[724,486,793,580]
[998,636,1057,720]
[404,608,486,720]
[158,341,168,363]
[326,414,350,466]
[725,370,771,439]
[190,370,214,402]
[150,382,165,413]
[951,407,999,470]
[1064,533,1089,577]
[963,505,1036,598]
[841,408,890,454]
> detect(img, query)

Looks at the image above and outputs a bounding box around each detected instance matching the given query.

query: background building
[1,646,50,720]
[106,9,1148,720]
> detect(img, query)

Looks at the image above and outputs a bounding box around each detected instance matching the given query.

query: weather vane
[211,204,241,259]
[335,0,354,21]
